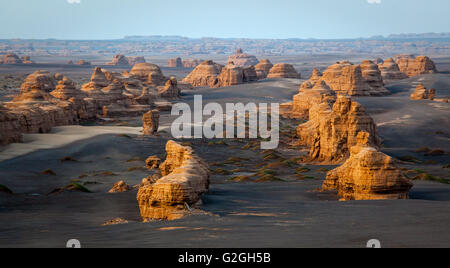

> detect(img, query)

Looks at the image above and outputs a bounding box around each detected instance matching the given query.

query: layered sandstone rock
[137,141,210,220]
[254,59,273,79]
[378,58,408,81]
[22,56,34,64]
[51,77,84,100]
[227,48,259,68]
[360,60,389,96]
[142,109,160,135]
[1,54,23,64]
[320,61,372,96]
[20,70,57,93]
[145,156,161,170]
[182,59,203,68]
[410,84,436,100]
[267,63,300,79]
[109,181,132,193]
[107,54,130,66]
[129,63,167,86]
[168,57,183,68]
[76,60,91,66]
[394,55,438,77]
[0,103,22,145]
[243,66,258,83]
[290,80,336,119]
[158,77,180,98]
[297,95,380,164]
[323,132,413,200]
[81,67,110,93]
[183,60,223,88]
[309,68,323,84]
[217,64,244,87]
[127,56,146,66]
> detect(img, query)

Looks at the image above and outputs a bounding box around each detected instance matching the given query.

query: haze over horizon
[0,0,449,40]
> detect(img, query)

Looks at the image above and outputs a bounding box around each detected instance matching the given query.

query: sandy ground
[0,60,449,248]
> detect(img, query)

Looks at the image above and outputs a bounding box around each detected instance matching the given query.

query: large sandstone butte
[107,54,146,66]
[410,84,436,101]
[254,59,274,79]
[360,60,390,96]
[183,60,223,88]
[297,95,380,164]
[289,80,336,119]
[227,48,259,68]
[267,63,300,79]
[323,132,413,201]
[0,103,22,145]
[129,63,167,86]
[378,58,408,81]
[137,141,210,221]
[320,61,372,96]
[20,70,57,93]
[169,58,203,68]
[394,55,438,77]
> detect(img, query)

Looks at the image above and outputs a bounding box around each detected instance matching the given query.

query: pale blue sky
[0,0,449,39]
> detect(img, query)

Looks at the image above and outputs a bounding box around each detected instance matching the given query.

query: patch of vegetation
[228,175,253,182]
[42,169,56,176]
[317,168,331,172]
[296,167,311,173]
[255,174,284,183]
[78,174,88,179]
[126,166,146,172]
[412,173,450,185]
[126,157,145,163]
[263,161,289,169]
[424,160,439,165]
[425,150,446,156]
[60,156,77,163]
[0,184,13,194]
[92,171,117,177]
[212,168,234,176]
[398,155,421,163]
[224,157,249,165]
[444,164,450,169]
[66,182,92,193]
[208,140,228,146]
[118,134,132,139]
[256,168,278,177]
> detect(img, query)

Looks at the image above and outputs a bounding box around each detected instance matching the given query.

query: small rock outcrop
[267,63,300,79]
[378,58,408,81]
[76,60,91,66]
[216,64,244,87]
[107,54,130,66]
[297,95,380,164]
[394,55,438,77]
[145,156,161,169]
[1,54,23,64]
[410,84,436,100]
[142,109,160,135]
[183,60,223,88]
[158,78,180,98]
[168,57,183,68]
[129,63,167,86]
[137,141,210,220]
[109,181,132,193]
[323,132,413,201]
[227,48,259,68]
[254,59,274,79]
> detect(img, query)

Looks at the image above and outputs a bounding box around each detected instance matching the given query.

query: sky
[0,0,449,40]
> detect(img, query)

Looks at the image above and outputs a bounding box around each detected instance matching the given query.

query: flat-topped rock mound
[297,95,380,164]
[290,80,336,119]
[254,59,274,79]
[20,70,57,94]
[107,54,146,66]
[411,84,436,101]
[323,132,413,201]
[227,48,259,68]
[267,63,300,79]
[320,61,372,96]
[394,55,438,77]
[360,60,389,96]
[378,58,408,81]
[137,141,210,221]
[183,60,223,88]
[129,63,167,86]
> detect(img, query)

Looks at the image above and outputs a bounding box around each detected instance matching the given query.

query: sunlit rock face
[20,70,57,94]
[227,48,259,68]
[267,63,300,79]
[183,60,223,88]
[323,132,413,201]
[394,55,438,77]
[290,80,336,119]
[297,95,380,164]
[378,58,408,81]
[360,60,390,96]
[142,109,160,136]
[255,59,274,79]
[410,84,436,101]
[137,141,210,221]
